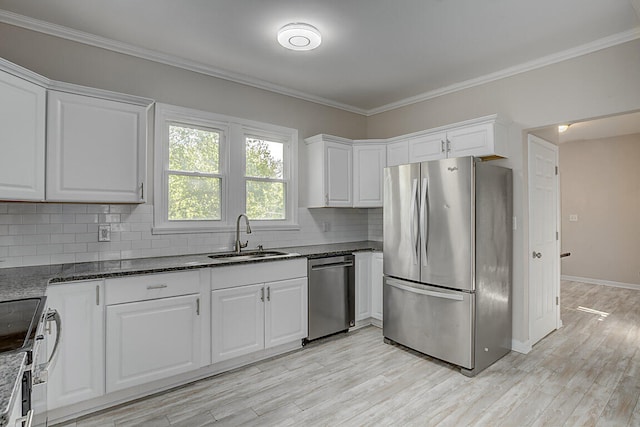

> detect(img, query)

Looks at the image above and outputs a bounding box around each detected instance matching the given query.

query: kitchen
[1,1,640,425]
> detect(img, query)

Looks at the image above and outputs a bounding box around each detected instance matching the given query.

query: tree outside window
[245,137,286,220]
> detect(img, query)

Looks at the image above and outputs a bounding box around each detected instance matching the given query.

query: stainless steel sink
[207,250,292,262]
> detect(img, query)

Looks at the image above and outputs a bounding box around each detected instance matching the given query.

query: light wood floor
[60,281,640,426]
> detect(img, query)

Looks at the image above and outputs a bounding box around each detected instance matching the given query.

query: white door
[47,281,105,409]
[0,70,46,201]
[528,135,560,345]
[265,278,308,348]
[106,294,201,393]
[211,284,265,363]
[46,90,147,203]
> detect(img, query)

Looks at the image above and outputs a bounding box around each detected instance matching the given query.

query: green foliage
[169,125,219,173]
[245,138,285,220]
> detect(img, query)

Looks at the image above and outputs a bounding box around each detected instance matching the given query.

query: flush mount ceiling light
[558,124,571,133]
[277,23,322,51]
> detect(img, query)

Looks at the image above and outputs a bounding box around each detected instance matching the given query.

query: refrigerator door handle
[420,178,428,266]
[386,278,464,301]
[410,178,419,265]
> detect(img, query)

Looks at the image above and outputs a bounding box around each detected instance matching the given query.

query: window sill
[152,223,300,235]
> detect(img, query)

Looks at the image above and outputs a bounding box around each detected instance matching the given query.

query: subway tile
[23,235,51,245]
[0,215,23,225]
[22,214,51,225]
[131,240,152,250]
[0,204,7,214]
[64,243,87,253]
[64,224,88,234]
[50,214,76,224]
[99,251,121,261]
[86,205,110,214]
[75,252,99,263]
[75,233,98,243]
[75,214,99,224]
[7,204,37,214]
[22,255,51,267]
[151,239,171,249]
[36,224,64,234]
[9,245,37,257]
[0,225,7,236]
[51,234,76,244]
[0,257,23,268]
[100,214,121,223]
[62,204,88,213]
[37,244,64,255]
[9,225,37,235]
[121,231,142,241]
[0,235,22,246]
[109,205,132,214]
[131,204,153,214]
[0,247,7,257]
[36,204,63,214]
[51,253,76,265]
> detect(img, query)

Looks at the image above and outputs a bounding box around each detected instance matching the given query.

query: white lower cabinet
[46,280,105,410]
[371,252,384,321]
[104,270,206,393]
[212,277,308,363]
[105,294,202,393]
[355,251,383,324]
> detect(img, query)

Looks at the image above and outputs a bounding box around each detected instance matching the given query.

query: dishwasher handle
[310,261,354,271]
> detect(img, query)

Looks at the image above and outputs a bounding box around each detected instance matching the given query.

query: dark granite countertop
[0,240,382,425]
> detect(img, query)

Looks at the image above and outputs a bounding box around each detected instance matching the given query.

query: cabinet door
[47,281,105,409]
[46,91,147,203]
[353,144,386,207]
[325,141,352,207]
[371,253,384,321]
[446,123,494,158]
[106,294,201,393]
[265,278,308,348]
[355,253,372,321]
[0,71,45,201]
[409,132,447,162]
[211,284,265,363]
[386,140,409,167]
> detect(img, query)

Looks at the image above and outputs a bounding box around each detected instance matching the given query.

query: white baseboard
[511,339,531,354]
[561,275,640,291]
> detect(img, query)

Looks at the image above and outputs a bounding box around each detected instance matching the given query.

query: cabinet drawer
[105,270,201,305]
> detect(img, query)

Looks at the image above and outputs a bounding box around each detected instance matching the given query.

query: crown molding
[0,10,368,116]
[1,9,638,118]
[366,27,640,116]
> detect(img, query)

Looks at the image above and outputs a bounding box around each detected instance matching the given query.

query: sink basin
[207,250,291,262]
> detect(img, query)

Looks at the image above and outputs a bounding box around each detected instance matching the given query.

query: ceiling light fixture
[277,23,322,51]
[558,124,571,133]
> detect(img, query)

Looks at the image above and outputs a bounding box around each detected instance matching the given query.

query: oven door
[31,308,62,427]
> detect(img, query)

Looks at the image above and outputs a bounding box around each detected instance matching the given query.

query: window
[154,103,298,233]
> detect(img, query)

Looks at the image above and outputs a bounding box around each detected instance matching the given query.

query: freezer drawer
[383,277,474,369]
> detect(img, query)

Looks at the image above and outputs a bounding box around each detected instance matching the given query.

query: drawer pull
[147,284,168,290]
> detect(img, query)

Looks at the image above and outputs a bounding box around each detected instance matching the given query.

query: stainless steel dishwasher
[305,254,355,343]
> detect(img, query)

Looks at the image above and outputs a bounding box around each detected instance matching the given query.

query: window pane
[168,175,221,221]
[246,138,283,179]
[246,180,285,220]
[169,124,219,173]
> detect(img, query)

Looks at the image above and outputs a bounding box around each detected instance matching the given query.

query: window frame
[153,103,298,234]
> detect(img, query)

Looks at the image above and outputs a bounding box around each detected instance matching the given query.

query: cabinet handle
[261,288,265,302]
[140,182,144,199]
[196,298,200,316]
[441,140,445,153]
[446,138,451,152]
[325,193,329,206]
[267,286,271,301]
[96,285,100,306]
[147,284,168,290]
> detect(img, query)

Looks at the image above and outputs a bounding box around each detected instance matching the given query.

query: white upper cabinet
[409,132,448,162]
[305,135,353,207]
[0,67,46,201]
[446,121,507,158]
[47,90,150,203]
[386,140,409,167]
[353,143,387,207]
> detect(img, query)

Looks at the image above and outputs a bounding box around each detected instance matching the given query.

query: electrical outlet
[98,224,111,242]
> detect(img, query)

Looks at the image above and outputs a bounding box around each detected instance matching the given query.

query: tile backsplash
[0,203,382,268]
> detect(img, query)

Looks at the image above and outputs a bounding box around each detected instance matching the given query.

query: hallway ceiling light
[277,23,322,51]
[558,124,571,133]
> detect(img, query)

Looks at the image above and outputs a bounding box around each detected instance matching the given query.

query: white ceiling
[559,111,640,143]
[0,0,639,115]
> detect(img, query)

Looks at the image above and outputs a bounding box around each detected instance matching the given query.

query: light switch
[569,214,578,222]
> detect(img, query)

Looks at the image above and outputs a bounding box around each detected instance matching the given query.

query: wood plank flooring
[59,280,640,426]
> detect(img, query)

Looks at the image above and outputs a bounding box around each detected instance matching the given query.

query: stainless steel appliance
[306,255,355,342]
[383,156,512,376]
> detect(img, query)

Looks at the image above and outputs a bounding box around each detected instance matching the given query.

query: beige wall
[560,133,640,286]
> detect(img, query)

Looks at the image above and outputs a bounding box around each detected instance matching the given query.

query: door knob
[532,251,542,259]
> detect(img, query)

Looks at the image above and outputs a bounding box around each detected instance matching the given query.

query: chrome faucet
[234,214,252,254]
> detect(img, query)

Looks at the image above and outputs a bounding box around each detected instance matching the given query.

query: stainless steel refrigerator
[383,156,512,376]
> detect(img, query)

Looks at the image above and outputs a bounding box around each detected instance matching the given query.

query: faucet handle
[240,240,248,249]
[257,244,264,252]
